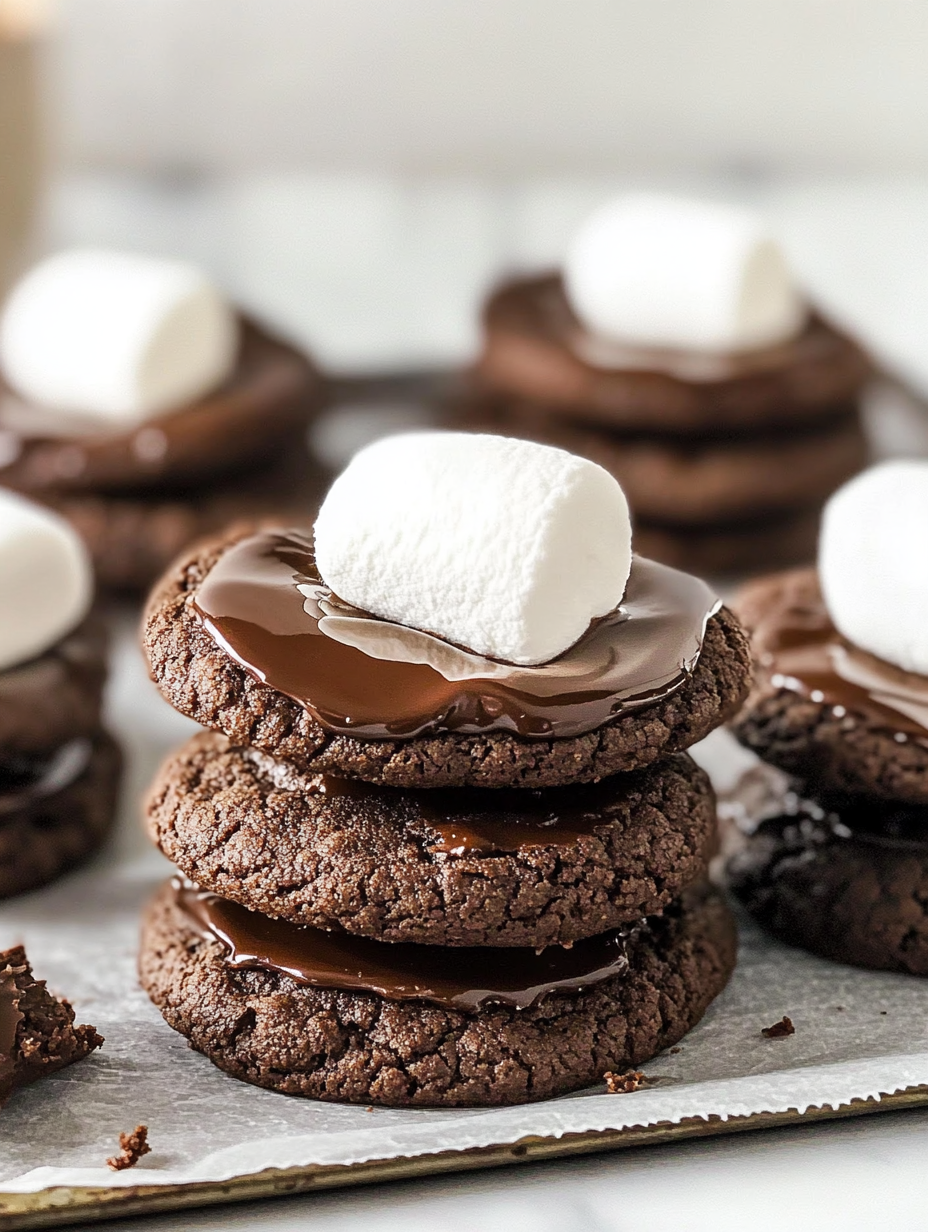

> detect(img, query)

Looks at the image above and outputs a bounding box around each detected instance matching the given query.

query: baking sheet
[2,617,928,1198]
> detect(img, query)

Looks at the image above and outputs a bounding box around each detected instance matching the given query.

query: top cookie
[732,567,928,804]
[142,525,751,789]
[478,273,872,434]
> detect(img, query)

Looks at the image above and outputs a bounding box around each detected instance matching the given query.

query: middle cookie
[146,732,717,949]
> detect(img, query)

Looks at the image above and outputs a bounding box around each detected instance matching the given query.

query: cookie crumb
[365,1106,374,1113]
[761,1015,795,1039]
[107,1125,151,1171]
[669,1047,681,1054]
[880,1011,888,1016]
[604,1069,647,1093]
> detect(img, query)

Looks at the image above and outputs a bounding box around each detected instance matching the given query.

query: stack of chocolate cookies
[469,198,873,576]
[0,250,325,592]
[0,494,121,898]
[139,433,749,1107]
[728,462,928,975]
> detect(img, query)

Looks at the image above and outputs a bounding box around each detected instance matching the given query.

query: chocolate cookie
[0,730,122,899]
[139,878,736,1107]
[146,732,718,947]
[478,273,872,433]
[732,568,928,804]
[634,508,820,578]
[728,797,928,975]
[0,617,107,755]
[1,945,104,1105]
[47,443,329,593]
[142,527,752,789]
[468,405,868,525]
[0,319,322,495]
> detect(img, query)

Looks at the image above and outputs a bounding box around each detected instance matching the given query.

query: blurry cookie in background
[728,462,928,975]
[0,250,326,591]
[0,490,120,898]
[468,194,873,575]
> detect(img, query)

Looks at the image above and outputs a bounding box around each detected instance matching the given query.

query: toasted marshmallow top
[0,249,238,430]
[564,193,805,353]
[314,431,633,666]
[820,461,928,677]
[0,489,93,673]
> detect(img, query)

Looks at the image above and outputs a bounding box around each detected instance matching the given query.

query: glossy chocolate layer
[0,739,92,818]
[750,570,928,740]
[193,529,718,742]
[175,880,635,1010]
[313,771,631,854]
[757,795,928,854]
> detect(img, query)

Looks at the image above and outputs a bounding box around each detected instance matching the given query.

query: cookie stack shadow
[464,274,873,575]
[138,526,749,1108]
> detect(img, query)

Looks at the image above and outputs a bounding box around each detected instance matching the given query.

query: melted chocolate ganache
[751,572,928,742]
[174,880,637,1010]
[193,529,719,741]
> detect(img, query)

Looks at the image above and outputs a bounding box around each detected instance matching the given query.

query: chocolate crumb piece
[880,1011,888,1016]
[604,1069,647,1094]
[761,1015,795,1039]
[365,1106,374,1113]
[0,945,103,1108]
[107,1125,151,1171]
[670,1047,681,1055]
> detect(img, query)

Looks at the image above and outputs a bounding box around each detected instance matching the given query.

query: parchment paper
[2,620,928,1193]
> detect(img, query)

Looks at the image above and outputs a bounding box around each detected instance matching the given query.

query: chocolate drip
[175,881,635,1010]
[751,572,928,740]
[193,529,718,742]
[310,772,623,854]
[0,739,92,818]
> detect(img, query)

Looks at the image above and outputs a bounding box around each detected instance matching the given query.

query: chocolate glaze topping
[751,571,928,741]
[312,772,627,854]
[174,880,636,1010]
[0,739,92,818]
[756,795,928,854]
[193,529,719,741]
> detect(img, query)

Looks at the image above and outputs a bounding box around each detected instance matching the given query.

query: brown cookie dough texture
[138,879,736,1107]
[478,273,872,433]
[146,732,718,948]
[142,529,751,790]
[732,568,928,804]
[0,617,108,755]
[0,945,104,1105]
[728,810,928,975]
[0,730,122,899]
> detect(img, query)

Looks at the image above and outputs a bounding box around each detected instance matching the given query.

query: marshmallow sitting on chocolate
[564,193,805,353]
[314,432,632,666]
[820,461,928,677]
[0,490,93,672]
[0,249,238,427]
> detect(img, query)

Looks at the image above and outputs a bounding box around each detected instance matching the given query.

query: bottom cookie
[728,797,928,975]
[0,730,122,899]
[139,878,736,1107]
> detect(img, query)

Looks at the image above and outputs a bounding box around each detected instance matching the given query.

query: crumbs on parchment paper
[107,1124,151,1171]
[761,1015,795,1039]
[604,1069,648,1094]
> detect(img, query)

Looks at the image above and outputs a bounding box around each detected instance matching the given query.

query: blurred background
[4,0,928,389]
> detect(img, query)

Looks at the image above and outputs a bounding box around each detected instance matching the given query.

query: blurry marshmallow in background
[0,0,46,295]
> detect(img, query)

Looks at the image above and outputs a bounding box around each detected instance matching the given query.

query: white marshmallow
[564,193,805,353]
[0,249,238,427]
[820,461,928,676]
[0,490,93,673]
[314,432,632,666]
